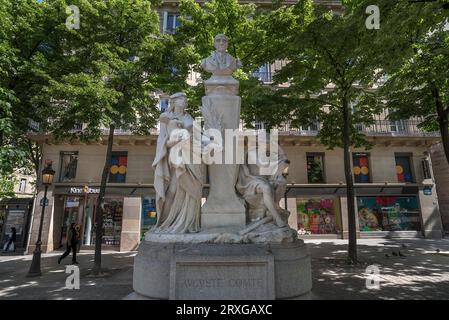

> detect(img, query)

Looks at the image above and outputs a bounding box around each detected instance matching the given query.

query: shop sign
[423,186,432,196]
[70,187,100,194]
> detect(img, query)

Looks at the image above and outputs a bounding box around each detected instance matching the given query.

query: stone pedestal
[131,239,312,300]
[201,93,246,228]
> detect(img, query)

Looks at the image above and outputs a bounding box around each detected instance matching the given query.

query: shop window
[141,197,157,240]
[109,152,128,183]
[1,209,26,248]
[59,151,78,182]
[395,154,414,183]
[101,199,123,245]
[353,153,371,183]
[357,196,421,232]
[306,153,325,183]
[296,198,341,234]
[79,198,123,246]
[60,197,81,248]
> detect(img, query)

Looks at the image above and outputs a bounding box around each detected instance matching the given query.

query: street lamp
[27,160,55,277]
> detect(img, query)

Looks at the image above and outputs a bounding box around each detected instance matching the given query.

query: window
[395,154,414,183]
[109,152,128,183]
[297,198,342,234]
[306,153,325,183]
[357,196,421,231]
[252,63,272,83]
[141,197,157,240]
[59,151,78,182]
[18,179,27,193]
[300,122,320,132]
[254,120,265,131]
[422,159,432,180]
[390,120,406,133]
[353,153,371,183]
[163,12,181,34]
[159,98,169,113]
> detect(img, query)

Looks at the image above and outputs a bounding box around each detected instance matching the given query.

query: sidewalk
[0,238,448,300]
[308,238,449,300]
[0,250,135,300]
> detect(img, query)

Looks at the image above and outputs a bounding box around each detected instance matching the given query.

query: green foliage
[368,0,449,130]
[263,0,383,149]
[0,0,49,176]
[173,0,290,126]
[0,175,16,200]
[31,0,179,142]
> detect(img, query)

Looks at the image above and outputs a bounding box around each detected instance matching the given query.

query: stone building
[27,118,444,254]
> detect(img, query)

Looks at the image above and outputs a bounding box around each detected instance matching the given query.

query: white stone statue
[236,146,291,228]
[201,34,242,76]
[152,92,203,233]
[201,34,241,96]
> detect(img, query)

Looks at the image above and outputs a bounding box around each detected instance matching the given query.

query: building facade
[27,118,444,254]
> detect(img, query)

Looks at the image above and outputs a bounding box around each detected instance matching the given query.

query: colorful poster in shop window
[109,153,128,183]
[141,197,157,240]
[357,196,421,232]
[353,154,370,183]
[395,156,413,183]
[296,198,340,234]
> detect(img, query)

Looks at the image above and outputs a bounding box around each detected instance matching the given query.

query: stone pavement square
[1,238,448,300]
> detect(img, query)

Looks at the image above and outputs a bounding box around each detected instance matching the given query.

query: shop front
[357,195,422,236]
[285,184,434,239]
[52,185,156,251]
[0,198,34,252]
[56,192,124,249]
[296,197,342,236]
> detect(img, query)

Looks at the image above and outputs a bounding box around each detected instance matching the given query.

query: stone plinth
[170,244,274,300]
[201,93,246,228]
[131,237,312,300]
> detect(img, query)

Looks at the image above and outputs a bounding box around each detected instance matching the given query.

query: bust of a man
[201,34,242,76]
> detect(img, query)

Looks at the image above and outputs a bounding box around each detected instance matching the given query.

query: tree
[261,0,383,263]
[365,0,449,164]
[173,0,292,127]
[0,176,15,200]
[34,0,182,274]
[0,0,51,179]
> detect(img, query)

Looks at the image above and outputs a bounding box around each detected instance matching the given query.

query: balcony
[275,120,439,138]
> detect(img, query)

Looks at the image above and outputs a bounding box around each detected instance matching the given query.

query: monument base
[201,212,246,229]
[131,236,312,300]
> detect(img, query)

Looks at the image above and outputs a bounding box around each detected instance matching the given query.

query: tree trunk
[439,115,449,165]
[93,124,115,275]
[433,88,449,166]
[343,97,357,263]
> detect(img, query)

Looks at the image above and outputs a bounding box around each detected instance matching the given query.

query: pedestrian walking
[58,223,79,265]
[2,227,16,253]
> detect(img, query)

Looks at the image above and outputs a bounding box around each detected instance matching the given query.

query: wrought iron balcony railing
[276,120,439,137]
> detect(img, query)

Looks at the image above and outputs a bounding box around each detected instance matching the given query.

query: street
[1,238,448,300]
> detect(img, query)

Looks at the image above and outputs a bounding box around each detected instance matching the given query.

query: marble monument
[128,34,312,300]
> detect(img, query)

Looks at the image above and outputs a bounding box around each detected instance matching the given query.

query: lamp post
[27,161,55,277]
